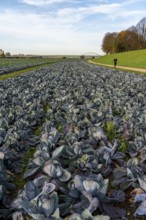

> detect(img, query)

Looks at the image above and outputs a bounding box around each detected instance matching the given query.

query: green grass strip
[92,49,146,68]
[88,60,146,76]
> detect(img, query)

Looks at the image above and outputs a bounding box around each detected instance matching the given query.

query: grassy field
[93,49,146,68]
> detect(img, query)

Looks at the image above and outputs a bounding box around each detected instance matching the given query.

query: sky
[0,0,146,55]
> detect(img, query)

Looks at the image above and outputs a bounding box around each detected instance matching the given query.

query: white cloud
[0,2,121,42]
[0,9,101,55]
[57,3,120,19]
[21,0,77,6]
[20,0,110,6]
[1,0,146,55]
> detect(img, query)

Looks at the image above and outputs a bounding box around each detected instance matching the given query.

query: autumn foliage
[102,30,146,54]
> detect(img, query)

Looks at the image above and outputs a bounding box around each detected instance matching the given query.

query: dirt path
[88,60,146,74]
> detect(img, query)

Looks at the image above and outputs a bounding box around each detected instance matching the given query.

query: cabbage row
[0,61,146,219]
[0,58,55,75]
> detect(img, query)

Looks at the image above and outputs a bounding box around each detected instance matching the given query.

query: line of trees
[102,30,146,54]
[0,49,5,58]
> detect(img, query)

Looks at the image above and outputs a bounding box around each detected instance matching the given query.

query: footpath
[88,60,146,74]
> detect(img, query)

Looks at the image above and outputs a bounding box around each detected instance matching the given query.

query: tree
[116,30,146,52]
[0,49,5,58]
[102,30,146,54]
[102,32,118,54]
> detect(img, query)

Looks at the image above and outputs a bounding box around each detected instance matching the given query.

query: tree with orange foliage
[102,32,118,54]
[102,30,146,53]
[116,30,146,52]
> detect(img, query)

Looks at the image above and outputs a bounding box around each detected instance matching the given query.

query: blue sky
[0,0,146,55]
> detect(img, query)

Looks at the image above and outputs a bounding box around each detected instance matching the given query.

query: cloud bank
[0,0,145,55]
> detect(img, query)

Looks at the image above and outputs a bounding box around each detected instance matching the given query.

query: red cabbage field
[0,60,146,219]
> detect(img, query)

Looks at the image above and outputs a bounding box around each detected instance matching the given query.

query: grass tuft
[58,125,63,133]
[118,136,128,153]
[44,103,52,112]
[14,147,36,190]
[34,126,42,136]
[104,121,116,141]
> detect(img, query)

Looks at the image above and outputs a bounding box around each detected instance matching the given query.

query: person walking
[113,58,118,67]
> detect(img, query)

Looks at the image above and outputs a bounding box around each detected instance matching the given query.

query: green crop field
[93,49,146,69]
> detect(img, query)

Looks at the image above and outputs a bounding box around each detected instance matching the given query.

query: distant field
[0,57,47,66]
[0,58,62,80]
[0,57,60,67]
[93,49,146,69]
